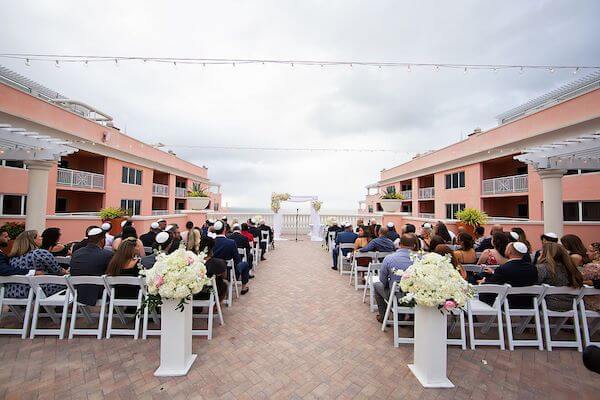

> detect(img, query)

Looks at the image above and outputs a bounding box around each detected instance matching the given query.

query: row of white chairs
[0,274,223,340]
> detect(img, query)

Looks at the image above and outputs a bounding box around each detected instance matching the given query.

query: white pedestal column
[24,160,55,233]
[538,169,565,238]
[154,299,197,377]
[408,305,454,388]
[273,212,286,241]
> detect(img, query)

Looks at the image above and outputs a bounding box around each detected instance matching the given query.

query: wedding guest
[157,218,167,231]
[473,226,486,249]
[101,222,115,248]
[194,236,228,302]
[0,228,33,276]
[240,223,255,244]
[561,234,591,267]
[476,224,503,252]
[355,219,364,234]
[477,231,509,265]
[112,226,145,258]
[354,225,372,251]
[533,232,559,264]
[71,225,98,253]
[358,226,395,254]
[332,223,358,270]
[434,221,454,244]
[40,227,71,256]
[427,235,446,255]
[434,244,466,279]
[70,227,113,306]
[140,222,160,247]
[183,221,201,253]
[106,238,141,299]
[227,224,254,267]
[454,232,478,265]
[7,230,66,298]
[419,223,434,251]
[385,222,400,242]
[536,242,583,311]
[511,227,532,263]
[213,221,251,294]
[582,243,600,311]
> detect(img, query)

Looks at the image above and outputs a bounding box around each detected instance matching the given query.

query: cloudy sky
[1,1,599,211]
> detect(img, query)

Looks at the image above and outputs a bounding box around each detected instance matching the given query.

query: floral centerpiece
[311,200,322,212]
[396,252,474,312]
[139,248,211,312]
[271,192,291,212]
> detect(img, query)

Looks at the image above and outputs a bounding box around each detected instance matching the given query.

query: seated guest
[561,234,591,267]
[327,220,342,242]
[582,243,600,311]
[477,231,509,265]
[359,226,395,253]
[6,230,67,298]
[112,226,145,258]
[106,238,141,299]
[0,228,33,276]
[40,227,71,256]
[536,242,583,311]
[332,223,358,270]
[476,224,503,252]
[355,219,364,234]
[183,221,201,253]
[583,345,600,375]
[247,218,261,248]
[213,220,251,294]
[70,227,113,306]
[101,222,115,248]
[259,219,274,245]
[434,221,454,244]
[194,236,228,302]
[479,242,538,308]
[533,232,559,264]
[385,222,400,242]
[227,224,253,267]
[454,232,478,264]
[142,232,171,268]
[434,244,466,279]
[427,235,446,255]
[373,234,416,321]
[402,224,416,234]
[71,225,97,253]
[473,226,486,250]
[166,224,182,253]
[258,220,272,260]
[157,218,167,231]
[369,218,381,237]
[240,223,255,245]
[511,227,532,263]
[418,223,434,251]
[139,222,160,247]
[200,220,211,237]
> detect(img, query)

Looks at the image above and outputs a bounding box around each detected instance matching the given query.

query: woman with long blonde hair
[536,242,583,311]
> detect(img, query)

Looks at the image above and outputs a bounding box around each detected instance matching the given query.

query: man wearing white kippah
[140,222,161,247]
[478,242,537,309]
[213,220,252,294]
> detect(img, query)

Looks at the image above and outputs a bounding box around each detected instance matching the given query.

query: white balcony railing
[400,190,412,200]
[482,174,528,195]
[152,183,169,196]
[418,187,435,199]
[152,210,170,216]
[57,167,104,190]
[418,213,436,219]
[175,187,187,197]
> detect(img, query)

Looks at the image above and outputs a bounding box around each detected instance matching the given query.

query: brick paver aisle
[1,239,599,399]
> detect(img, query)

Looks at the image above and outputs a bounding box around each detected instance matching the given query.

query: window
[445,203,465,219]
[176,180,187,188]
[175,200,186,210]
[566,169,600,176]
[583,202,600,221]
[386,186,396,194]
[516,166,528,175]
[563,201,600,222]
[563,202,579,221]
[1,194,26,215]
[1,160,25,169]
[120,199,141,215]
[517,204,529,218]
[121,166,142,185]
[56,198,67,213]
[445,171,465,189]
[401,183,411,191]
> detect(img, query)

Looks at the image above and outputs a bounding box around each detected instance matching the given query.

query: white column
[24,160,55,233]
[537,168,566,237]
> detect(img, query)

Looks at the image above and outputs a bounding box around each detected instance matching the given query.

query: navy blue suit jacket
[213,236,241,266]
[335,231,358,246]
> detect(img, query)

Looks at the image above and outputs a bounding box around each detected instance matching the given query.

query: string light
[54,60,60,68]
[25,58,30,66]
[407,64,411,72]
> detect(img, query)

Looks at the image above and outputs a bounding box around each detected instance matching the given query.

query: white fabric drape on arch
[273,195,322,241]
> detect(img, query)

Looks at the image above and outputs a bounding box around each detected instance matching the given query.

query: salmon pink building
[0,66,222,241]
[363,72,600,248]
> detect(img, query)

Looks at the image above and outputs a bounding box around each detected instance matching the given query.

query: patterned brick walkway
[1,239,599,399]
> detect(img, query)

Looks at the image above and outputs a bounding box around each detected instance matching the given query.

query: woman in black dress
[106,238,140,299]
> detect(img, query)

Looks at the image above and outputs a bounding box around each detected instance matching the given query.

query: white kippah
[208,219,215,224]
[250,218,256,224]
[214,220,224,231]
[155,231,169,244]
[101,222,111,231]
[513,242,528,254]
[207,232,217,239]
[423,223,432,229]
[150,222,159,229]
[544,232,558,239]
[87,227,103,237]
[157,219,166,223]
[344,222,352,228]
[233,224,241,230]
[387,222,394,228]
[510,232,519,240]
[165,224,174,232]
[121,220,128,228]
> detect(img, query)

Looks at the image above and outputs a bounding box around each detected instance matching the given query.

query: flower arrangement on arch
[139,248,211,312]
[271,192,291,212]
[395,252,474,313]
[311,200,322,212]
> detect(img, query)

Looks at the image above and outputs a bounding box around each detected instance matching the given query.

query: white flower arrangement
[271,192,291,213]
[311,200,322,212]
[395,252,474,312]
[325,216,337,226]
[139,247,211,311]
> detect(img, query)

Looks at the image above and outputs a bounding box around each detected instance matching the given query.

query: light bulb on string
[407,64,411,72]
[173,61,177,67]
[114,59,119,67]
[84,60,88,67]
[55,60,60,68]
[463,67,468,74]
[435,65,440,72]
[25,58,30,66]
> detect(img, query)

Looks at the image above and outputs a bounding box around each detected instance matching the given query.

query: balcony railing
[152,183,169,196]
[482,174,528,195]
[400,190,412,200]
[418,187,435,199]
[418,212,435,219]
[57,168,104,190]
[175,187,187,198]
[152,210,170,216]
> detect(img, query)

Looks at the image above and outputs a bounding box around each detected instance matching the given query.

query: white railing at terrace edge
[175,187,187,197]
[482,174,528,195]
[418,187,435,199]
[57,168,105,190]
[400,190,412,200]
[418,213,435,219]
[152,210,170,216]
[152,183,169,196]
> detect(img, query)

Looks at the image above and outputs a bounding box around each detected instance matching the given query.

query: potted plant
[186,188,211,210]
[379,188,405,212]
[1,221,25,254]
[454,207,488,235]
[99,207,128,235]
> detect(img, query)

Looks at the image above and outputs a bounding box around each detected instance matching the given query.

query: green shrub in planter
[99,207,128,220]
[455,208,488,227]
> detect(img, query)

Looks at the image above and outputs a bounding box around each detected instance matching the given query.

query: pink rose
[156,275,164,288]
[443,300,457,311]
[187,256,194,265]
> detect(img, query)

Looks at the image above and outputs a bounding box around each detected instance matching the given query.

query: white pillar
[537,168,565,237]
[24,160,55,233]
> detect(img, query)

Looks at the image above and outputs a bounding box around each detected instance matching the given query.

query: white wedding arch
[271,193,322,241]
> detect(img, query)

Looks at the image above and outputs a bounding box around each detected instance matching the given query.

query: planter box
[456,221,476,236]
[187,197,210,210]
[380,199,403,213]
[154,299,197,376]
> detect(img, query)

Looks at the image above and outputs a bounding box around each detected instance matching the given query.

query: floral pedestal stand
[408,305,454,388]
[154,299,197,376]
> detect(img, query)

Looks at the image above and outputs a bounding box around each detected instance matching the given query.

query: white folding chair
[462,264,482,274]
[579,285,600,347]
[225,260,240,307]
[0,276,34,338]
[192,277,224,339]
[327,232,336,253]
[363,262,382,310]
[238,248,248,263]
[540,284,584,351]
[28,275,71,339]
[65,275,108,339]
[103,276,144,339]
[143,246,153,255]
[447,308,467,350]
[350,252,376,290]
[142,302,161,339]
[252,238,261,267]
[503,285,546,350]
[337,243,355,276]
[260,230,271,253]
[467,284,509,349]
